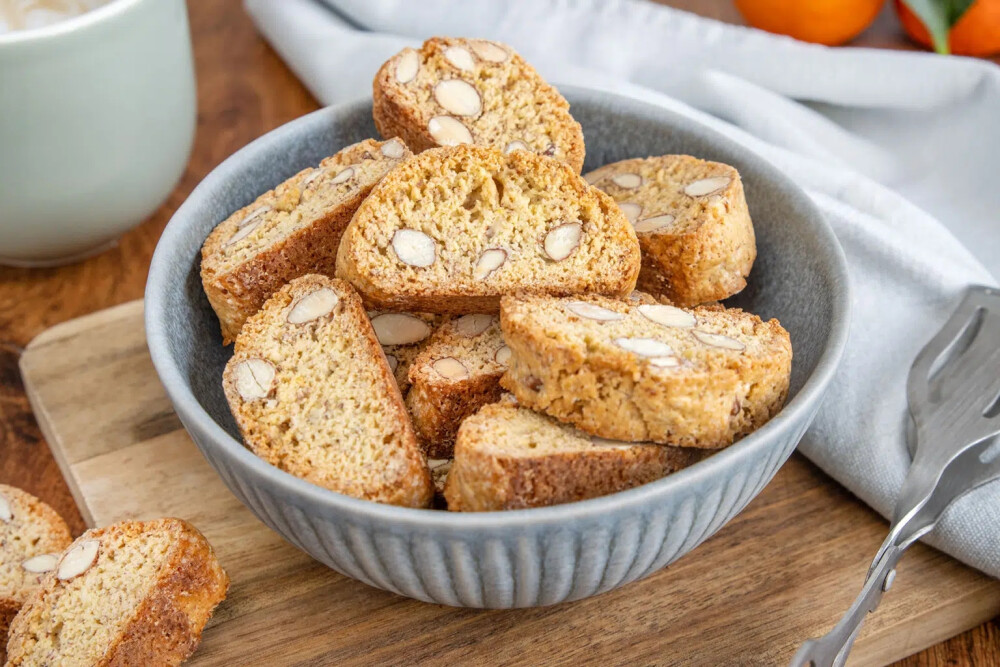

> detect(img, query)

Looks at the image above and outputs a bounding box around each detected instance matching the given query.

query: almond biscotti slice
[585,155,756,307]
[406,314,509,458]
[444,400,702,511]
[368,310,445,392]
[6,518,228,667]
[201,137,412,343]
[500,294,791,448]
[336,145,641,313]
[224,275,433,507]
[0,486,72,662]
[373,37,585,172]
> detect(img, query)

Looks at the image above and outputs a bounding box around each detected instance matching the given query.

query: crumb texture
[336,145,640,313]
[223,274,432,507]
[499,293,791,447]
[444,400,702,511]
[373,37,585,172]
[586,155,756,307]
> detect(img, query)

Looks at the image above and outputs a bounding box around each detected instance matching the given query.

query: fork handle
[789,540,905,667]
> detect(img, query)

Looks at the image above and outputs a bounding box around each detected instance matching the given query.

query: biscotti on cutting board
[223,274,433,508]
[586,155,755,307]
[406,313,508,458]
[5,518,228,667]
[0,485,72,662]
[444,399,702,512]
[373,37,585,172]
[201,137,412,343]
[335,144,641,313]
[499,293,791,448]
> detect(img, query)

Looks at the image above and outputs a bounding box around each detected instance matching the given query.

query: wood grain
[16,301,1000,666]
[0,0,996,663]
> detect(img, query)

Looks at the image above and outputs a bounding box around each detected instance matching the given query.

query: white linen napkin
[244,0,1000,576]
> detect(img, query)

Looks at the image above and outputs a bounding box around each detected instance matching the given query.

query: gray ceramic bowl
[146,88,850,608]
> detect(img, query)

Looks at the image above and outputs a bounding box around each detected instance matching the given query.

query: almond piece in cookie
[201,138,413,343]
[373,37,585,172]
[406,314,508,458]
[369,311,446,393]
[336,145,640,313]
[0,485,72,663]
[5,518,228,667]
[585,155,755,307]
[444,399,703,511]
[499,294,791,447]
[224,275,433,507]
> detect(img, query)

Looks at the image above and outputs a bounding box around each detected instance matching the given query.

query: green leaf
[901,0,977,54]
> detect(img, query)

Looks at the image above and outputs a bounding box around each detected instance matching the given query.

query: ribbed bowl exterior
[147,90,850,609]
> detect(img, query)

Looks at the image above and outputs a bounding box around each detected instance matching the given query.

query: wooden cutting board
[18,300,1000,666]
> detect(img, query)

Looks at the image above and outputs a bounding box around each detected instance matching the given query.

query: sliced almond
[638,304,696,329]
[22,553,59,573]
[614,337,675,358]
[583,170,605,185]
[503,140,528,154]
[380,138,406,159]
[395,49,419,83]
[443,45,475,71]
[693,329,745,351]
[287,288,339,324]
[634,214,675,233]
[684,176,730,197]
[429,458,452,473]
[392,229,436,267]
[239,204,271,227]
[649,356,682,368]
[235,358,276,401]
[542,143,557,157]
[434,80,482,117]
[0,493,10,522]
[610,173,643,189]
[302,169,325,186]
[385,354,399,373]
[329,166,355,185]
[57,539,99,581]
[371,313,431,346]
[618,202,641,223]
[470,40,508,62]
[432,357,469,380]
[543,222,582,261]
[428,116,473,146]
[494,345,512,365]
[473,248,506,280]
[454,314,495,337]
[225,217,262,247]
[566,301,625,322]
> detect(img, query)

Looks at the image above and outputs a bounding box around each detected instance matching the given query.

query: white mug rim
[0,0,142,46]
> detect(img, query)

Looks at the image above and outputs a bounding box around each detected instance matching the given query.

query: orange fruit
[734,0,885,46]
[895,0,1000,56]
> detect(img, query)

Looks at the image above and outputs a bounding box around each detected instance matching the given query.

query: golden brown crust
[335,145,641,314]
[444,402,702,511]
[201,139,412,344]
[372,37,585,172]
[224,275,433,508]
[498,294,791,448]
[0,597,19,664]
[587,155,756,307]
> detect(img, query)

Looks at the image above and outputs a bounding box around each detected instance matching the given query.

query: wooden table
[0,1,996,663]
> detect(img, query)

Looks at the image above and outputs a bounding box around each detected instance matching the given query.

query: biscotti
[369,311,445,392]
[336,145,641,313]
[586,155,756,307]
[373,37,585,172]
[202,137,412,343]
[0,486,72,662]
[444,400,702,511]
[500,294,791,447]
[6,518,228,667]
[224,275,433,507]
[405,314,508,458]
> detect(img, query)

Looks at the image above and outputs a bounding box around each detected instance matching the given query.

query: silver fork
[790,285,1000,667]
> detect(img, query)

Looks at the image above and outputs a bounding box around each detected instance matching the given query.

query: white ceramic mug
[0,0,195,266]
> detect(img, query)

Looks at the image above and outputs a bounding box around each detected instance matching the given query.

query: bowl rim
[146,86,851,530]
